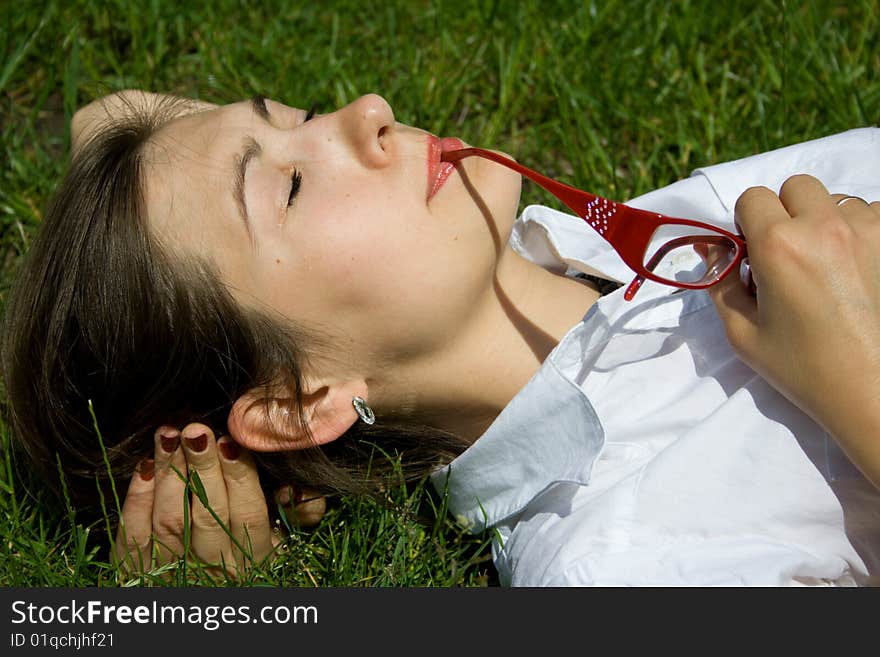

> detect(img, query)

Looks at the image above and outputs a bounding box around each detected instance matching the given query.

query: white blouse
[431,128,880,586]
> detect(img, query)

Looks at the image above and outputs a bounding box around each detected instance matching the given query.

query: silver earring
[352,396,375,425]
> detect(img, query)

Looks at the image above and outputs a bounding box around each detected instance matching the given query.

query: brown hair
[0,98,467,516]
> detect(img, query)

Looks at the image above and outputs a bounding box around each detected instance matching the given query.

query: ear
[227,378,369,452]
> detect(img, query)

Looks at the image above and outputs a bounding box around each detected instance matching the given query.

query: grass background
[1,0,878,586]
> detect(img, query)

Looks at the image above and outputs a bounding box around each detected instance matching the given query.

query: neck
[381,244,601,443]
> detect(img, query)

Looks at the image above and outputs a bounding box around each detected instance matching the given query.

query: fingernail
[278,486,301,507]
[185,433,208,452]
[218,439,241,461]
[138,458,155,481]
[160,432,179,453]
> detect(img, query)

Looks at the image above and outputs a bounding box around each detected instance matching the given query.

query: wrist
[816,390,880,489]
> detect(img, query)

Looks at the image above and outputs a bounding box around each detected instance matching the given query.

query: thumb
[275,485,327,529]
[699,247,761,358]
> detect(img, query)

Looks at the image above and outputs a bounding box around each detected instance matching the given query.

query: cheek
[256,165,519,335]
[295,185,505,304]
[295,210,423,308]
[246,195,387,319]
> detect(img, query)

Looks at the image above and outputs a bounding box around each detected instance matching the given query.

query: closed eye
[287,104,319,207]
[287,170,302,206]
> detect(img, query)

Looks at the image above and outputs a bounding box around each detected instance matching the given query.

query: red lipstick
[427,135,464,201]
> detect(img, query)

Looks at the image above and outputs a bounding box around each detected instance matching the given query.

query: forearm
[817,391,880,490]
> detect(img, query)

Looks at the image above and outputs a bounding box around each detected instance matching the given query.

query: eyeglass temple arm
[442,148,746,302]
[441,147,603,219]
[443,147,658,277]
[443,148,654,300]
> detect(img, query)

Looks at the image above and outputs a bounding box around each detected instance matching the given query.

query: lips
[427,135,464,201]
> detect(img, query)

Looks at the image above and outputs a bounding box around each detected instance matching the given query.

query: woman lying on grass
[3,90,879,585]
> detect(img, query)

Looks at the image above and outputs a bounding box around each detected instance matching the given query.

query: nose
[339,94,395,168]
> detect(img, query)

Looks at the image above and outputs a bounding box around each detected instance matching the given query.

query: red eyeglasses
[442,147,748,301]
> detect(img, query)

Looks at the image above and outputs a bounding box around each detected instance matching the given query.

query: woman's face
[144,94,521,375]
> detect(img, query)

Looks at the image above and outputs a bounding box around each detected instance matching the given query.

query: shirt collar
[430,349,604,532]
[430,203,667,532]
[430,202,612,532]
[509,204,636,284]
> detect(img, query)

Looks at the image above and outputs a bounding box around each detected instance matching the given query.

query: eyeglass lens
[642,225,739,285]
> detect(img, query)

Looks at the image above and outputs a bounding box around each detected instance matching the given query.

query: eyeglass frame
[441,147,749,301]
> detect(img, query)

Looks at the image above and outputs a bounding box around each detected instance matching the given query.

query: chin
[453,156,522,243]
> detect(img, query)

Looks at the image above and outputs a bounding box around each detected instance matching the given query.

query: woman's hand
[113,423,325,579]
[707,174,880,488]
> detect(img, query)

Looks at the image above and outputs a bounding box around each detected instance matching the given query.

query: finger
[733,185,790,247]
[828,196,880,248]
[150,426,188,564]
[216,436,274,567]
[831,192,872,207]
[832,194,877,221]
[113,458,156,575]
[706,258,761,363]
[275,485,327,529]
[181,424,233,569]
[830,193,863,206]
[778,174,835,218]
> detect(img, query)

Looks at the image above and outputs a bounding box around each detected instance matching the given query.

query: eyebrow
[232,96,274,240]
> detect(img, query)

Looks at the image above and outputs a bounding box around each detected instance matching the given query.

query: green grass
[1,0,878,587]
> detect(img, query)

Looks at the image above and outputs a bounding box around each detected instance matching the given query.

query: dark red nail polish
[276,486,292,507]
[185,433,208,452]
[218,440,241,461]
[139,458,155,481]
[160,433,179,453]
